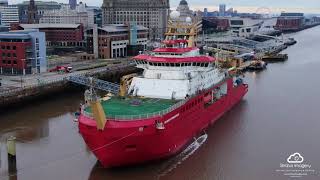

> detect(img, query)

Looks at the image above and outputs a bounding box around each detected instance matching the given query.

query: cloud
[287,152,304,163]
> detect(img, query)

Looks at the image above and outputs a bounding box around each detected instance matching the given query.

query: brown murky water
[1,26,320,180]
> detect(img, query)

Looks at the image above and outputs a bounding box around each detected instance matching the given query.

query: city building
[275,13,305,32]
[204,6,237,17]
[202,17,230,32]
[0,5,19,28]
[219,4,226,16]
[0,25,9,32]
[176,0,193,21]
[0,0,8,6]
[102,0,169,39]
[69,0,77,10]
[90,8,102,27]
[11,23,85,49]
[0,29,46,75]
[229,17,263,37]
[27,0,38,23]
[17,1,61,24]
[86,24,148,59]
[311,16,320,24]
[84,6,102,27]
[39,3,94,29]
[203,8,208,17]
[227,8,233,14]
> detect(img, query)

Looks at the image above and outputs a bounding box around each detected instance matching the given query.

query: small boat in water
[262,53,288,62]
[246,60,268,71]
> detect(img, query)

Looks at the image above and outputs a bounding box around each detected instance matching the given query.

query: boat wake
[157,133,208,179]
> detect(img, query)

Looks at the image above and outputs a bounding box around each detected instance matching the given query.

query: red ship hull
[78,78,248,167]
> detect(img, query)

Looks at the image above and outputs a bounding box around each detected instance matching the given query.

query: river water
[1,26,320,180]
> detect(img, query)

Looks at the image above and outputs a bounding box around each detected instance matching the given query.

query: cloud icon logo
[287,152,304,163]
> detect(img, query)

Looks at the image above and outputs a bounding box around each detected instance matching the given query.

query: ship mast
[164,12,202,48]
[84,77,107,130]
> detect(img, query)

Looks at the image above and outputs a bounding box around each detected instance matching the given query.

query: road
[0,59,133,94]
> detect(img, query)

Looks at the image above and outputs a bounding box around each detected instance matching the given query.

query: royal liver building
[102,0,169,39]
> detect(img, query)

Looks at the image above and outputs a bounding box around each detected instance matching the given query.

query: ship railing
[80,73,231,121]
[81,99,186,121]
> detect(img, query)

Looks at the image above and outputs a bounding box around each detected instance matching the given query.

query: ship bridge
[127,11,225,100]
[129,49,224,100]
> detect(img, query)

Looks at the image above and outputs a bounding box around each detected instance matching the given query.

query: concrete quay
[0,61,138,108]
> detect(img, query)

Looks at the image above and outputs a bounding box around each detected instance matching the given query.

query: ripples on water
[157,133,208,179]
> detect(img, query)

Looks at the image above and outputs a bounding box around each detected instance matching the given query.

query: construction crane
[119,73,138,97]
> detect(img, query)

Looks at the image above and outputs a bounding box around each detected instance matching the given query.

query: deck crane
[68,74,138,130]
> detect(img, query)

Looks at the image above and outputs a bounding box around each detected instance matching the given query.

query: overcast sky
[7,0,320,14]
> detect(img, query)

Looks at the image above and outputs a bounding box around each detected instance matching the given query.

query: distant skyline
[7,0,320,14]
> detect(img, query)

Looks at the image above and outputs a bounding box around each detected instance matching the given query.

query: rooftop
[280,13,304,17]
[134,54,215,63]
[0,33,30,40]
[0,30,37,39]
[19,1,60,6]
[99,24,148,33]
[20,23,81,29]
[179,0,188,6]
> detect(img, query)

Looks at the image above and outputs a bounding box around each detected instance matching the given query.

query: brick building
[0,29,46,75]
[202,17,230,33]
[11,23,85,48]
[86,24,148,59]
[275,13,305,32]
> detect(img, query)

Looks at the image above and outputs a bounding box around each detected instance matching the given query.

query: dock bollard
[6,136,17,174]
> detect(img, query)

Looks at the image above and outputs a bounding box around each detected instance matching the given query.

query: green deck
[85,97,178,117]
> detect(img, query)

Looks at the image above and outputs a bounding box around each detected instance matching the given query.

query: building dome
[176,0,192,22]
[179,0,188,6]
